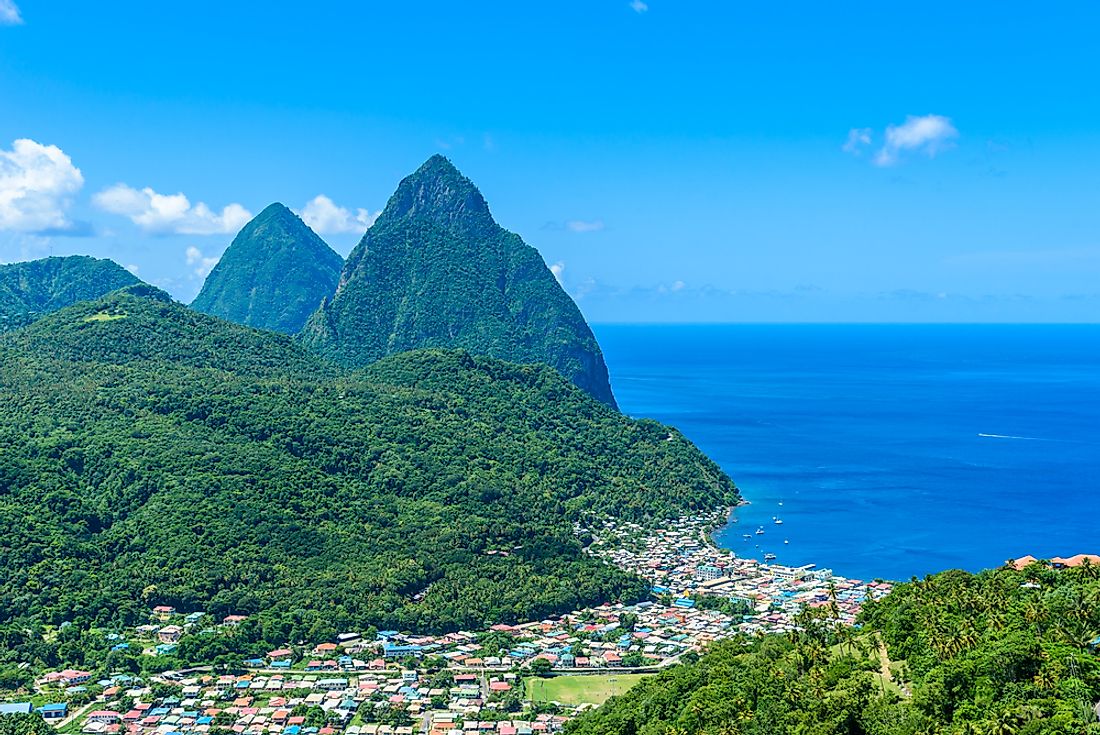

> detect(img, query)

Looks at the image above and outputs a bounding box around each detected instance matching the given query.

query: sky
[2,1,1099,322]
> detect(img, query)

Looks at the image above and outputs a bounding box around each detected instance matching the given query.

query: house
[313,642,338,655]
[86,711,122,723]
[0,703,32,716]
[37,703,68,720]
[50,669,92,685]
[222,614,248,626]
[158,625,183,643]
[152,605,176,620]
[267,648,293,661]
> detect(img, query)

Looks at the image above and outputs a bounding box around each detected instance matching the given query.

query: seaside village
[5,515,893,735]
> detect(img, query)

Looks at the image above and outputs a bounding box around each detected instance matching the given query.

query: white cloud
[297,194,378,235]
[842,127,873,155]
[566,219,605,233]
[185,245,219,278]
[0,0,22,25]
[875,115,958,166]
[94,184,251,235]
[0,139,84,232]
[549,261,565,285]
[844,115,959,166]
[629,0,648,12]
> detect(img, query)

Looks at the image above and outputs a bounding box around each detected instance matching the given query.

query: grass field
[525,674,649,706]
[82,311,127,322]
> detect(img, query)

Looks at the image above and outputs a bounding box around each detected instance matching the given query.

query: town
[2,515,892,735]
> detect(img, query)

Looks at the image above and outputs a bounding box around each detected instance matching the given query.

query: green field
[525,674,649,706]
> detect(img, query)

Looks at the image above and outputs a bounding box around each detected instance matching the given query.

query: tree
[529,658,553,676]
[0,714,54,735]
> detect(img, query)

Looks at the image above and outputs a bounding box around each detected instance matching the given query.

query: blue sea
[593,324,1100,582]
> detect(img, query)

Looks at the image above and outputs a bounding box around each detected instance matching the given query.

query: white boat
[784,539,789,544]
[774,518,783,525]
[764,553,777,561]
[755,527,765,535]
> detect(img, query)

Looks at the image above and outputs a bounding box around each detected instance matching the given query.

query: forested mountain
[568,563,1100,735]
[0,255,139,333]
[0,286,735,636]
[299,155,618,407]
[191,203,343,334]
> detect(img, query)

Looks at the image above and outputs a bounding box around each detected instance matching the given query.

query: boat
[764,553,777,561]
[784,539,789,544]
[755,527,765,535]
[742,533,751,540]
[774,517,783,525]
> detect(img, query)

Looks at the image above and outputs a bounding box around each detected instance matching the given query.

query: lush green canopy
[0,286,736,637]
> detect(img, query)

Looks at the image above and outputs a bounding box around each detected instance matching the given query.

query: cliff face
[300,155,617,408]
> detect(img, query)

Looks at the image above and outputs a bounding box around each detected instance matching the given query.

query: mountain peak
[191,205,344,334]
[254,201,297,222]
[382,155,491,229]
[301,158,618,408]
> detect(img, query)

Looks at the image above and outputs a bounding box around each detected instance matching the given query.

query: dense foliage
[569,565,1100,734]
[191,203,344,334]
[0,287,736,637]
[299,155,618,408]
[0,713,54,735]
[0,255,139,333]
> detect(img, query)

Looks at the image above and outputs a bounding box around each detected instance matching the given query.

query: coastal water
[593,324,1100,582]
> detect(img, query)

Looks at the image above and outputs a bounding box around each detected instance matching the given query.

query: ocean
[593,324,1100,582]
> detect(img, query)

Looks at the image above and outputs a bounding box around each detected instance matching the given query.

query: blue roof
[0,703,32,715]
[270,660,291,668]
[673,598,696,608]
[285,726,301,735]
[37,703,67,713]
[197,717,213,725]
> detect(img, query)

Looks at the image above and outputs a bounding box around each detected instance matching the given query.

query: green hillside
[0,286,736,638]
[300,155,618,408]
[0,255,140,333]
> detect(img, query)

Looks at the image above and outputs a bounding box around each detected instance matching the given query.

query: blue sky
[2,1,1099,322]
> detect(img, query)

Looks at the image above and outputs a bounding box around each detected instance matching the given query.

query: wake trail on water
[977,433,1047,441]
